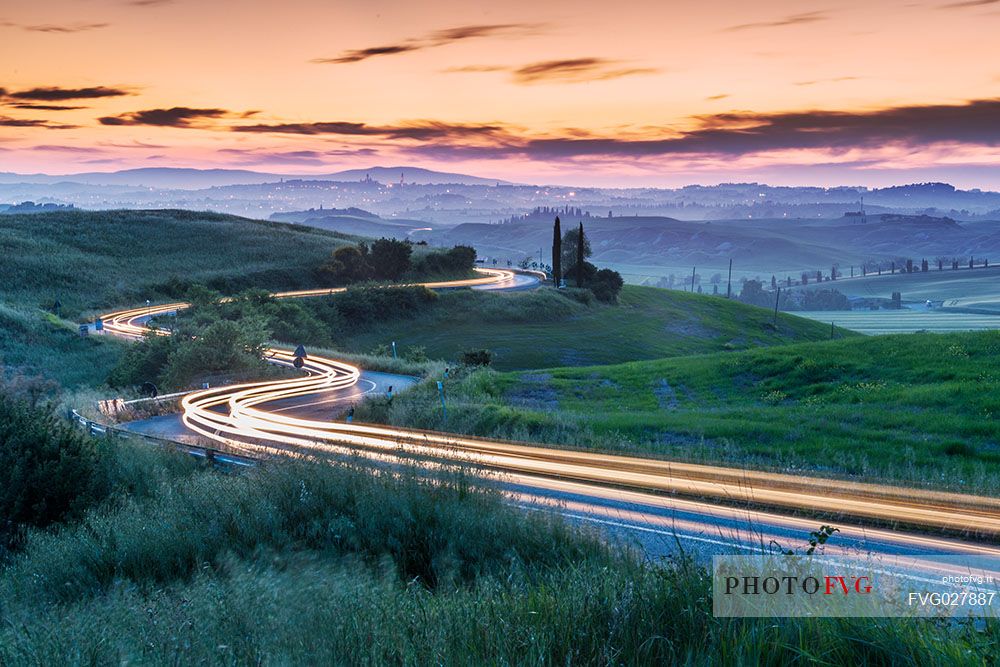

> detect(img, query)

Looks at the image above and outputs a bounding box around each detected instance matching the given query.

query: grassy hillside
[332,285,854,370]
[0,209,360,388]
[0,209,356,316]
[2,443,992,664]
[0,304,123,388]
[362,330,1000,491]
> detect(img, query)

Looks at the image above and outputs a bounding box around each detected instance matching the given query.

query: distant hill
[0,166,510,189]
[269,208,432,239]
[270,207,381,223]
[420,213,1000,276]
[0,201,77,214]
[324,166,509,186]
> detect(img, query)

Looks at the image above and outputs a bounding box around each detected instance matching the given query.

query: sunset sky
[2,0,999,186]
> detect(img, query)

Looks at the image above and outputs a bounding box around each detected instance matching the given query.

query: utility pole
[691,266,696,293]
[552,216,562,288]
[726,259,733,298]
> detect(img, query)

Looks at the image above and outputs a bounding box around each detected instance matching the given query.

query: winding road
[97,268,1000,569]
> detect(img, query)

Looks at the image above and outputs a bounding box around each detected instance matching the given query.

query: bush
[0,392,111,554]
[590,268,624,303]
[320,244,373,283]
[412,245,477,277]
[403,345,429,362]
[333,286,437,325]
[461,349,493,367]
[370,238,413,281]
[162,317,270,388]
[107,332,177,388]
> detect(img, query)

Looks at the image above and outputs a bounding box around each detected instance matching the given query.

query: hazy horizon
[3,164,999,193]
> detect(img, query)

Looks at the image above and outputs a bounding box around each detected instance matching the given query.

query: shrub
[333,286,437,325]
[461,349,493,367]
[590,268,624,303]
[403,345,429,362]
[0,392,111,554]
[412,245,477,277]
[320,244,373,283]
[162,317,270,388]
[370,238,413,281]
[107,332,177,388]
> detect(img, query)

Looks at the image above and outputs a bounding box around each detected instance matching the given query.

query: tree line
[320,238,476,284]
[549,217,624,303]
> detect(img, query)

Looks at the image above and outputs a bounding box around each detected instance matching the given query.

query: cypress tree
[576,222,586,287]
[552,216,562,287]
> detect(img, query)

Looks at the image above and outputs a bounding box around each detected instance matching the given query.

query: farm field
[790,265,1000,305]
[793,308,1000,334]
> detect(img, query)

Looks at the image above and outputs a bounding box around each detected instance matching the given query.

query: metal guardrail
[68,409,258,468]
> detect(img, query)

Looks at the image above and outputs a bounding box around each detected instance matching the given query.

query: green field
[789,264,1000,307]
[0,209,356,316]
[794,308,1000,334]
[332,285,854,370]
[365,330,1000,490]
[0,209,359,389]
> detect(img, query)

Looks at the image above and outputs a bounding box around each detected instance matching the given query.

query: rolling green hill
[331,285,855,370]
[0,209,356,316]
[0,209,355,388]
[365,330,1000,490]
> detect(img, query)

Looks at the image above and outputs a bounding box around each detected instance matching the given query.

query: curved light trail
[99,267,1000,544]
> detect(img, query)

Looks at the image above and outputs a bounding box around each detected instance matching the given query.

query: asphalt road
[126,369,416,440]
[103,267,1000,571]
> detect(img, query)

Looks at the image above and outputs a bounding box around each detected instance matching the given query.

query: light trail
[99,267,1000,543]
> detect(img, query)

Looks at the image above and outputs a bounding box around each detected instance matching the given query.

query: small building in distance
[843,196,868,224]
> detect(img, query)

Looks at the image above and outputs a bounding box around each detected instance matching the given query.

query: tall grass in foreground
[1,457,995,665]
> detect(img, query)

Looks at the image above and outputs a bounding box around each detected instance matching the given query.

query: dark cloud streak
[512,58,658,84]
[99,107,231,127]
[8,103,86,111]
[725,11,828,32]
[406,98,1000,161]
[22,22,109,33]
[0,116,77,129]
[232,120,507,141]
[312,23,544,64]
[6,86,130,101]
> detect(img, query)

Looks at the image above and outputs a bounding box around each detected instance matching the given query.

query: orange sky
[1,0,999,186]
